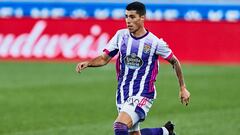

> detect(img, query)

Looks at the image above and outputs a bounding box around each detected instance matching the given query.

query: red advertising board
[0,18,239,63]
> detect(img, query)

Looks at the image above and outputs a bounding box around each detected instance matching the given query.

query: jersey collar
[130,29,149,40]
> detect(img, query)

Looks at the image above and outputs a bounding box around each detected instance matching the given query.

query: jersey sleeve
[103,30,120,57]
[155,38,173,60]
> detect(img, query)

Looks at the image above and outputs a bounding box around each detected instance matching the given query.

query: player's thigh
[115,111,133,128]
[129,131,141,135]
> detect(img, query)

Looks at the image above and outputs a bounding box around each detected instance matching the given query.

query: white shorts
[117,96,154,132]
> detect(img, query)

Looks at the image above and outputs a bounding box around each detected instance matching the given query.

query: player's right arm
[76,29,122,73]
[75,53,111,73]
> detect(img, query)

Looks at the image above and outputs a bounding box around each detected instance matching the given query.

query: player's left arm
[167,55,190,106]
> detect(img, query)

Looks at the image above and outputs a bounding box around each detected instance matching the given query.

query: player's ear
[140,15,145,21]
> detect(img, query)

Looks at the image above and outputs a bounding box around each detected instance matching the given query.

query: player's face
[125,10,144,33]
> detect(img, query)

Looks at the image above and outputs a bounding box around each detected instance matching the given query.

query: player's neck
[131,27,147,38]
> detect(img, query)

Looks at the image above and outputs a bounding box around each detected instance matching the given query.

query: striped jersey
[103,29,173,105]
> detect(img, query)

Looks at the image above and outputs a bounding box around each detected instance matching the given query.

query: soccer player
[76,1,190,135]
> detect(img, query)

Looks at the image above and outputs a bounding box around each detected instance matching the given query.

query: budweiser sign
[0,19,115,59]
[0,18,240,63]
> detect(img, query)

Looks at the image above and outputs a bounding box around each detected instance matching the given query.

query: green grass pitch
[0,61,239,135]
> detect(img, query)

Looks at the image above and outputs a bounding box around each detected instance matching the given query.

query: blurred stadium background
[0,0,239,135]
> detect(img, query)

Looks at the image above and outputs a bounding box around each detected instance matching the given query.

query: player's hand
[76,62,89,73]
[179,86,190,106]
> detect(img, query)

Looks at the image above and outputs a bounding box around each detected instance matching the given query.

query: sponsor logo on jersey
[124,53,143,69]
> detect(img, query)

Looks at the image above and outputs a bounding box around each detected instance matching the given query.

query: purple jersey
[104,29,173,105]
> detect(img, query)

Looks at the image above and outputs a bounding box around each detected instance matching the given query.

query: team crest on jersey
[124,53,143,69]
[143,44,151,54]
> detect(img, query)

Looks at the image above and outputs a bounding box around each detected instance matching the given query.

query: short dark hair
[126,1,146,16]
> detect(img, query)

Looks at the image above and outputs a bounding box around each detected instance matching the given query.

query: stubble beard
[129,26,140,35]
